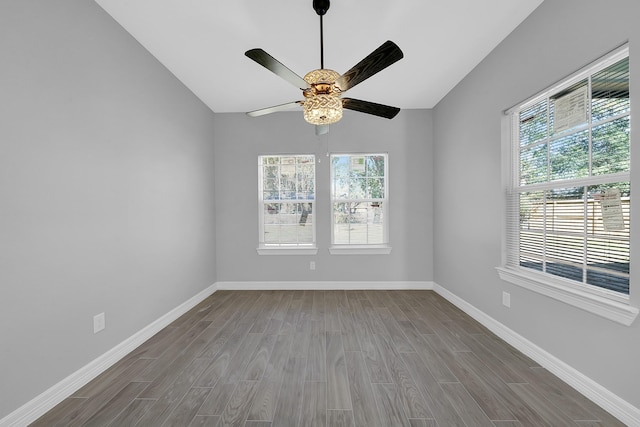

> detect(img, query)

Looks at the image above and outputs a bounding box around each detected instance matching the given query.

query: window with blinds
[330,153,389,247]
[258,155,315,250]
[506,46,630,297]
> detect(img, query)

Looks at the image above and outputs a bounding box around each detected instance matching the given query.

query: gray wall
[433,0,640,409]
[214,110,433,283]
[0,0,216,418]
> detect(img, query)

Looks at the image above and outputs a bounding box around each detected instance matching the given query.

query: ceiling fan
[245,0,404,135]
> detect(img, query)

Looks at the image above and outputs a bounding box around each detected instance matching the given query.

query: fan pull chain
[326,129,330,157]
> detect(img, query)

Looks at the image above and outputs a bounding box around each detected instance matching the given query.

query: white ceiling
[94,0,543,113]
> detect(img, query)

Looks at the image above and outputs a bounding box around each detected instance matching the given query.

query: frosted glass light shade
[304,69,340,85]
[303,69,342,125]
[303,94,343,125]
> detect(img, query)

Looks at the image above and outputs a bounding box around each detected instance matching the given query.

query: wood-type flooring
[31,290,625,426]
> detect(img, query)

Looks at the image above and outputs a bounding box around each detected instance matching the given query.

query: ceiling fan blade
[315,125,329,136]
[335,41,404,92]
[247,101,302,117]
[245,49,310,90]
[342,98,400,119]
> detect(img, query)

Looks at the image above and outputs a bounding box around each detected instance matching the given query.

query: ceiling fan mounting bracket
[313,0,330,16]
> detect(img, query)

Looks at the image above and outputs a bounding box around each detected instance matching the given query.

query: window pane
[592,57,629,123]
[519,100,547,147]
[349,178,366,199]
[549,130,589,181]
[350,156,366,177]
[263,177,278,190]
[264,190,279,200]
[332,202,384,244]
[332,156,349,177]
[332,156,349,199]
[586,183,630,294]
[264,203,280,224]
[297,164,315,195]
[281,165,296,187]
[333,202,352,244]
[298,223,313,243]
[545,187,586,282]
[520,143,547,186]
[592,117,630,175]
[368,178,385,199]
[366,155,386,177]
[298,203,313,226]
[367,202,385,244]
[546,187,585,235]
[264,165,279,179]
[349,203,372,244]
[264,225,280,243]
[519,191,545,271]
[263,202,314,244]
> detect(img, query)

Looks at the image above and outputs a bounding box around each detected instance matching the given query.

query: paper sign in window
[600,188,624,231]
[351,157,365,172]
[554,86,588,133]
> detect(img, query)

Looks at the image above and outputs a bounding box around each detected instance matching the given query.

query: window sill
[329,245,392,255]
[496,266,638,326]
[257,246,318,256]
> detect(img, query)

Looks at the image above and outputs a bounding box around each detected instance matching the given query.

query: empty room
[1,0,639,426]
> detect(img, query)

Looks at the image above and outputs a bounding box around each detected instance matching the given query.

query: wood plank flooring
[31,290,625,426]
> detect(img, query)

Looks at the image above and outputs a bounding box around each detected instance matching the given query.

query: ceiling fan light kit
[245,0,403,132]
[303,68,342,125]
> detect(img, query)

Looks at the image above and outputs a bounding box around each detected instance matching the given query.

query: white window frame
[497,44,638,325]
[257,154,318,255]
[329,153,391,255]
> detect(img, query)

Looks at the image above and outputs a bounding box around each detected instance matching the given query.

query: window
[330,153,390,254]
[258,155,317,255]
[498,45,637,325]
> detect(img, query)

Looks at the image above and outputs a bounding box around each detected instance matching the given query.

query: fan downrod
[313,0,330,16]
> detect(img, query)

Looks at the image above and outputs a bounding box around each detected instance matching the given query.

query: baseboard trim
[0,283,218,427]
[215,280,434,291]
[433,282,640,427]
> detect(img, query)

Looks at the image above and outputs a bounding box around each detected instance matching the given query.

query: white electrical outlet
[93,312,105,334]
[502,291,511,308]
[310,261,316,270]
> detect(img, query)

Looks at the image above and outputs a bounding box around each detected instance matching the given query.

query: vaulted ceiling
[95,0,544,114]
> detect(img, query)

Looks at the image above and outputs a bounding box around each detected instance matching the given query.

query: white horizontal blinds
[544,187,587,283]
[331,154,387,245]
[505,115,524,269]
[507,48,630,295]
[259,155,315,246]
[517,190,545,272]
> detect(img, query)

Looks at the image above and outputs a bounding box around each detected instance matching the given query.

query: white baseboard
[433,282,640,427]
[0,284,218,427]
[215,280,434,291]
